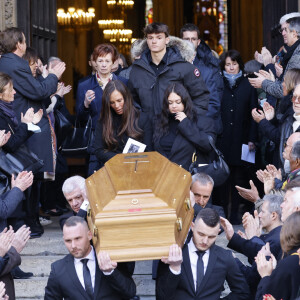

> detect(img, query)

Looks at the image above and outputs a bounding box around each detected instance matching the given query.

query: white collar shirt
[188,239,210,291]
[74,246,96,290]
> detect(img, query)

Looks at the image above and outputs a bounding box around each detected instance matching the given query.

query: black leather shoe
[45,209,63,216]
[56,205,70,213]
[26,218,44,235]
[11,267,33,279]
[30,231,43,239]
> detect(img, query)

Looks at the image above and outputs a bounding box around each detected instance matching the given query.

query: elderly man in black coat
[0,27,65,236]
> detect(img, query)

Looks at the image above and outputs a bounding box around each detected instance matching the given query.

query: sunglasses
[292,95,300,103]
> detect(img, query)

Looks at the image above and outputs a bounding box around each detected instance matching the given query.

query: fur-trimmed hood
[131,36,195,63]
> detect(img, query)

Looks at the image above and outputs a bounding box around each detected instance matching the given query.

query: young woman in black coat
[94,80,152,165]
[256,211,300,300]
[216,50,258,224]
[153,82,215,171]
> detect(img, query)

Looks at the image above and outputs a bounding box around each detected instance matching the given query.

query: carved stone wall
[0,0,17,31]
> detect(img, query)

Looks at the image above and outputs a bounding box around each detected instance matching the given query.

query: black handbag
[54,110,73,150]
[0,171,10,195]
[0,144,44,176]
[189,136,230,187]
[61,116,93,157]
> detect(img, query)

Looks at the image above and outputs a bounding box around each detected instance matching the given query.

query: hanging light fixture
[98,19,124,29]
[103,29,133,42]
[57,7,95,29]
[107,0,134,9]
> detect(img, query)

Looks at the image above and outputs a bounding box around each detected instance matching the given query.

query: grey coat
[262,43,300,98]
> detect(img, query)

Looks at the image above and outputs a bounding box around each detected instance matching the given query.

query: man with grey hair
[190,173,225,219]
[249,16,300,98]
[220,194,283,295]
[59,176,89,229]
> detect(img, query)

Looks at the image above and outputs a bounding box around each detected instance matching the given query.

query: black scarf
[0,100,18,127]
[281,39,300,72]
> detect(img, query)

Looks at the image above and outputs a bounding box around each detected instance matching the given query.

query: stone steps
[15,217,247,300]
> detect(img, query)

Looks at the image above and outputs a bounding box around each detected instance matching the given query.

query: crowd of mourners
[0,10,299,300]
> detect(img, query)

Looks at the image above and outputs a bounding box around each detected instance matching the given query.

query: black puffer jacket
[128,37,210,118]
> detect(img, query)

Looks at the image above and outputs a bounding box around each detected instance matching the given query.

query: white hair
[280,12,300,25]
[62,175,86,195]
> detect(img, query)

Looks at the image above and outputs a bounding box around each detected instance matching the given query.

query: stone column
[0,0,17,31]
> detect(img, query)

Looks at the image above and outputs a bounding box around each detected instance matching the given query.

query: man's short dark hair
[195,208,220,227]
[64,216,87,228]
[0,27,24,54]
[143,22,169,37]
[180,23,200,39]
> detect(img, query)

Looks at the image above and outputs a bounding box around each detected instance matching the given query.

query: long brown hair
[280,211,300,254]
[100,80,143,150]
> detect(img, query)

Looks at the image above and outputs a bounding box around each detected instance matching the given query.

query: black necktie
[81,259,94,299]
[196,250,205,290]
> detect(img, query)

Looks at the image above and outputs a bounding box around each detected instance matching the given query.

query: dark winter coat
[153,115,216,171]
[128,37,210,118]
[194,40,224,134]
[258,100,298,167]
[0,53,58,172]
[94,111,153,165]
[217,75,258,166]
[255,249,300,300]
[0,110,33,153]
[76,73,128,130]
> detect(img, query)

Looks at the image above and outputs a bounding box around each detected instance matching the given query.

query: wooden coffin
[86,151,193,262]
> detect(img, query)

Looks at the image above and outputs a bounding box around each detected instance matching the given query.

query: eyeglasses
[279,27,289,34]
[292,95,300,103]
[284,142,292,148]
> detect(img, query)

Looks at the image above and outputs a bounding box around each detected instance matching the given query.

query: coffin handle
[93,225,98,237]
[185,198,191,210]
[176,218,182,231]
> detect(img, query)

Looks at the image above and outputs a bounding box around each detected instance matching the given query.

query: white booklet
[241,144,255,164]
[123,138,146,154]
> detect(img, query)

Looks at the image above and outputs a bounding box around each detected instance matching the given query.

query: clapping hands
[21,108,43,124]
[56,82,72,97]
[0,130,11,147]
[255,242,276,278]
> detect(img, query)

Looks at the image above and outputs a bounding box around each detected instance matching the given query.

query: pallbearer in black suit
[45,216,136,300]
[156,208,250,300]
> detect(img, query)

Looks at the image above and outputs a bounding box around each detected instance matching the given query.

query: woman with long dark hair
[153,82,215,171]
[94,80,152,164]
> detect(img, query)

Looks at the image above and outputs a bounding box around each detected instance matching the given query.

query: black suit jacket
[228,225,282,264]
[0,246,21,300]
[44,253,136,300]
[59,209,87,230]
[156,243,250,300]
